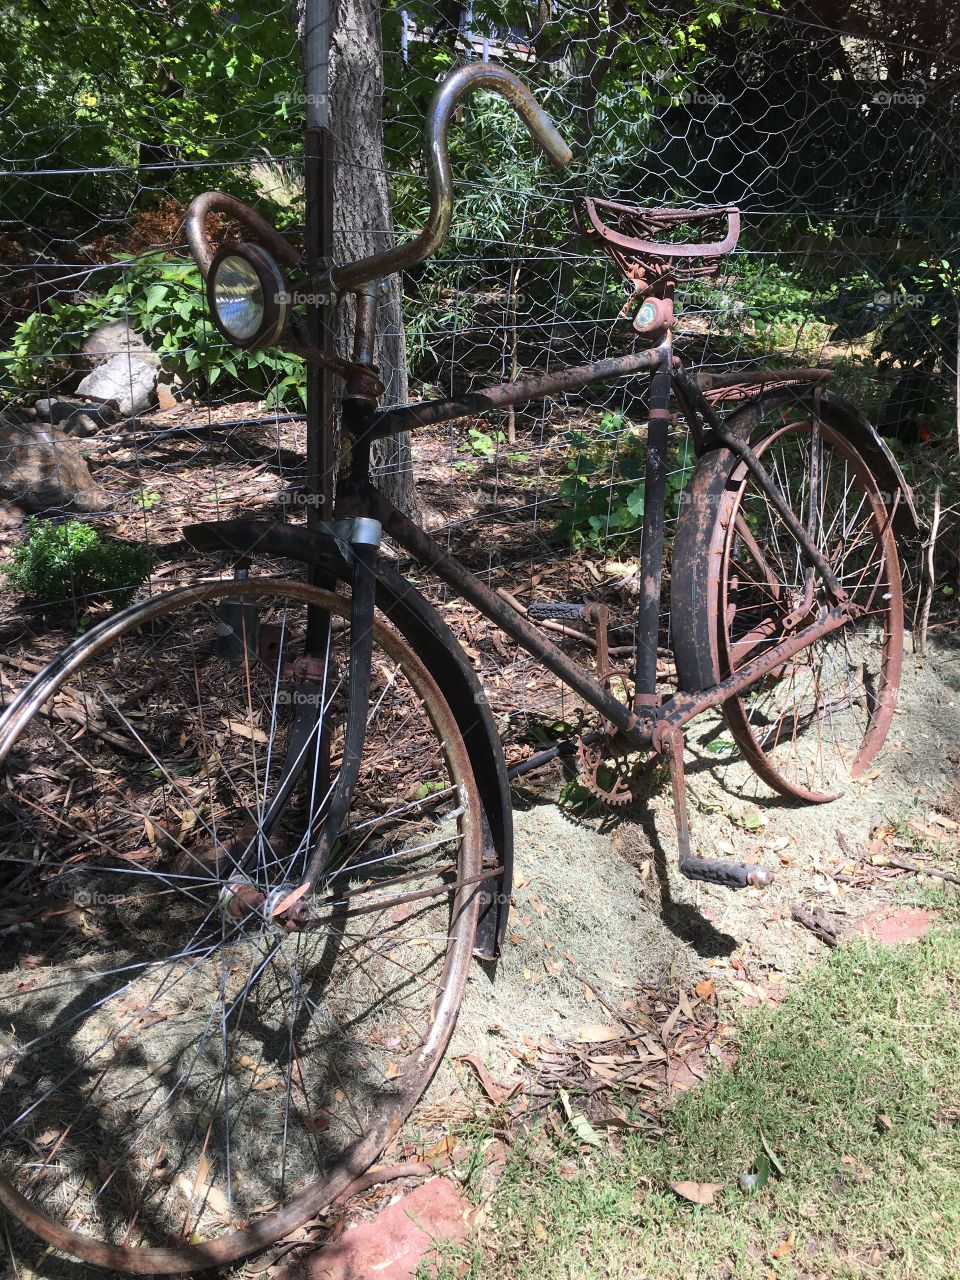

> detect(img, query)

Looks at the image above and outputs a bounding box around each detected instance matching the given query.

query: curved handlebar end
[184,191,302,281]
[330,64,573,292]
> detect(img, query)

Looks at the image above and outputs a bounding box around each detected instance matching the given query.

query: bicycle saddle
[575,197,741,333]
[576,197,740,264]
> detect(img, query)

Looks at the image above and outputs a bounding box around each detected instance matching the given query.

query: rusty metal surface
[575,197,739,327]
[184,189,302,279]
[695,366,832,405]
[367,491,644,742]
[368,346,665,438]
[673,366,847,599]
[664,728,774,889]
[661,602,862,737]
[577,197,740,260]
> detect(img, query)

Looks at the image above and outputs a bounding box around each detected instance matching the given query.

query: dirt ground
[435,635,960,1093]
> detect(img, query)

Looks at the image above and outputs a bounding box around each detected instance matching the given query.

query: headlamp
[206,243,289,350]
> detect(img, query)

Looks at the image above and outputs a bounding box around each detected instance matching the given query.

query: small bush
[5,517,151,610]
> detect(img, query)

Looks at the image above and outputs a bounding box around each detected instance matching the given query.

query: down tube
[367,491,645,742]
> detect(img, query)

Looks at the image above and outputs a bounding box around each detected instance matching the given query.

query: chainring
[576,669,652,807]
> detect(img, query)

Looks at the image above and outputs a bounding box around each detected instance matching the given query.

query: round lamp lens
[212,254,265,343]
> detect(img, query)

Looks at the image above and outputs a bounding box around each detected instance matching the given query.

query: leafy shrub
[555,411,694,549]
[5,518,151,610]
[0,253,306,410]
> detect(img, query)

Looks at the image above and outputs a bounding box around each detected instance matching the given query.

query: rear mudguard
[184,518,513,961]
[710,383,920,537]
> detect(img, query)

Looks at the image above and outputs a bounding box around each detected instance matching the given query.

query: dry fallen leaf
[222,719,268,744]
[771,1234,794,1259]
[695,978,715,1001]
[575,1023,620,1044]
[670,1180,725,1205]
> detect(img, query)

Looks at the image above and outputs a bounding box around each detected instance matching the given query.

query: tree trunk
[329,0,420,517]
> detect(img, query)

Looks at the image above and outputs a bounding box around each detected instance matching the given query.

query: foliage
[0,1,301,225]
[461,426,504,458]
[0,253,306,408]
[5,518,151,610]
[555,410,694,548]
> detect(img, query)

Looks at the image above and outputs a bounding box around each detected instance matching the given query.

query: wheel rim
[0,579,481,1273]
[715,421,903,801]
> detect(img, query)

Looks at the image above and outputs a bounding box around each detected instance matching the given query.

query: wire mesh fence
[1,0,955,728]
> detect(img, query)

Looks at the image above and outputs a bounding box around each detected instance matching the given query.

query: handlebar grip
[680,857,774,890]
[523,101,573,169]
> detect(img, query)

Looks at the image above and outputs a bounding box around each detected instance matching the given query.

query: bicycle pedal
[680,856,774,890]
[527,601,589,621]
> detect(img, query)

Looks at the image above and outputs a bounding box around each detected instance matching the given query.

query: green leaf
[557,1089,603,1148]
[739,1152,771,1195]
[144,284,168,312]
[760,1129,787,1177]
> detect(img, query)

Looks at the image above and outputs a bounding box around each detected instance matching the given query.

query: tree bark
[329,0,420,517]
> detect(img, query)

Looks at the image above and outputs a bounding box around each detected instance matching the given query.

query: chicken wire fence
[0,0,954,714]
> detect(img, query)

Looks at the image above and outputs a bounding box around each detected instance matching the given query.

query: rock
[76,353,159,417]
[35,397,117,429]
[0,412,107,512]
[156,383,177,411]
[274,1178,474,1280]
[80,320,160,370]
[62,412,100,439]
[156,367,194,408]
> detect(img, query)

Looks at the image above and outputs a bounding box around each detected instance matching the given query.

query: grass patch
[440,932,960,1279]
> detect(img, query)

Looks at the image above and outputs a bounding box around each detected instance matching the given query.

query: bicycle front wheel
[674,406,903,801]
[0,577,483,1273]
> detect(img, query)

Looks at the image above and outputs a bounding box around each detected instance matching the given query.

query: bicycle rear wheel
[674,406,903,801]
[0,577,482,1273]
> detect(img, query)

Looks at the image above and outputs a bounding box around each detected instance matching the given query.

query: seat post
[633,337,673,717]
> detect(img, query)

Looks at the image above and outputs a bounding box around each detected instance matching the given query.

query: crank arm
[664,728,774,891]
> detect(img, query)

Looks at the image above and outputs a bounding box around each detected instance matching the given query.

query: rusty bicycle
[0,64,916,1273]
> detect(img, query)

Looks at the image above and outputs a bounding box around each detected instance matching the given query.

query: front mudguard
[183,518,513,961]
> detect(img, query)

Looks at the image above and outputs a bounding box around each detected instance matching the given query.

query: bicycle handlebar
[185,65,571,293]
[185,191,302,280]
[329,64,572,291]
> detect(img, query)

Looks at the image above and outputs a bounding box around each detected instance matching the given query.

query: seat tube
[633,339,673,717]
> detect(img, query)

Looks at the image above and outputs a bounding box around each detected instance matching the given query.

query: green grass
[436,931,960,1279]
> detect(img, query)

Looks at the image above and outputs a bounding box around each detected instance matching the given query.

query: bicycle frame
[332,332,860,757]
